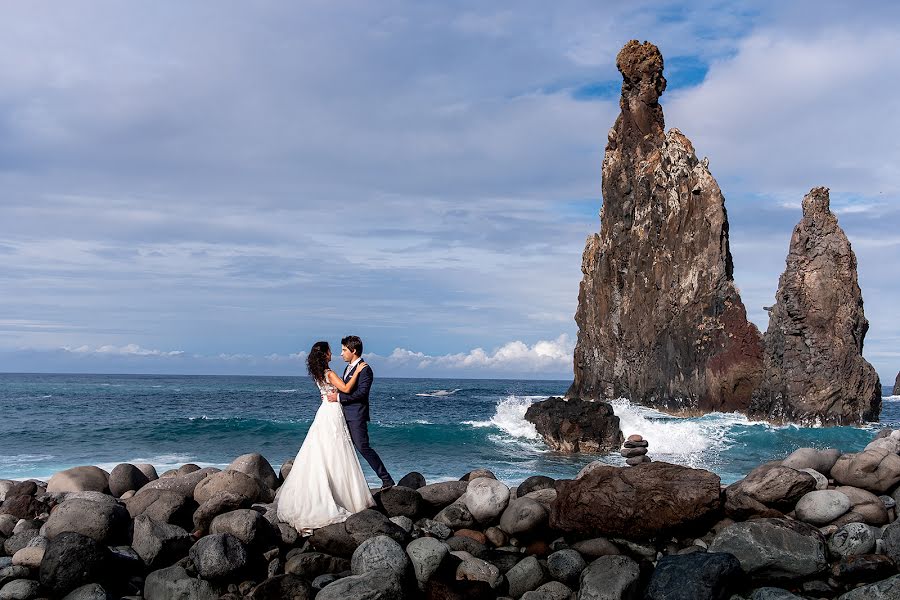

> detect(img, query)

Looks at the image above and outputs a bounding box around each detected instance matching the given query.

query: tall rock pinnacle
[568,40,764,414]
[749,187,881,425]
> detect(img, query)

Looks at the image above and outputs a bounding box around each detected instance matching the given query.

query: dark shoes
[379,479,395,492]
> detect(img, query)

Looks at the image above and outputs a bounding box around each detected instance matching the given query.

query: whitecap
[883,395,900,402]
[276,389,298,393]
[415,388,462,397]
[463,395,542,439]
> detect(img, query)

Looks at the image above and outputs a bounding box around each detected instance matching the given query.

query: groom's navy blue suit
[339,358,393,485]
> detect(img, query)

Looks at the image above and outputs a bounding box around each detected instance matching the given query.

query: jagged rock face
[569,40,763,414]
[524,397,623,453]
[748,187,881,425]
[893,372,900,396]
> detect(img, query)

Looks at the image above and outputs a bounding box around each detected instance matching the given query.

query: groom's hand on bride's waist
[326,391,339,402]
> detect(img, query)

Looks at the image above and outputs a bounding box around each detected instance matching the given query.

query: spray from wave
[463,395,542,439]
[416,389,462,397]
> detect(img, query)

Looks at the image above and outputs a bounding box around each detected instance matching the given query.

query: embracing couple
[276,335,394,533]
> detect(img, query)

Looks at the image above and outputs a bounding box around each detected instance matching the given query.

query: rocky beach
[5,430,900,599]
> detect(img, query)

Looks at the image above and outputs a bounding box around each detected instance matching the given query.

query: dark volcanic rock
[568,39,764,415]
[39,532,110,596]
[894,371,900,396]
[550,462,721,538]
[748,187,881,425]
[645,552,744,600]
[524,397,623,453]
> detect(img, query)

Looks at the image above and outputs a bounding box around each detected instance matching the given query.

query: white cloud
[64,343,184,357]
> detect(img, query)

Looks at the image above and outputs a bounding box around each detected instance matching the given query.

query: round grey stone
[406,537,448,590]
[499,497,548,536]
[456,556,502,589]
[827,522,875,557]
[579,555,640,600]
[547,548,587,586]
[189,532,249,579]
[0,579,40,600]
[61,583,110,600]
[465,478,510,524]
[351,535,409,578]
[506,555,547,598]
[795,490,851,524]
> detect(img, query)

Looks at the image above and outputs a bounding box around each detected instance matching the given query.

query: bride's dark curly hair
[306,341,331,383]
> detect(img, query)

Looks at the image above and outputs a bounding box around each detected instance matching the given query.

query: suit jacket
[339,358,372,422]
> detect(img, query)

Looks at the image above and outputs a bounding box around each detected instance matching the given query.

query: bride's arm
[325,363,367,393]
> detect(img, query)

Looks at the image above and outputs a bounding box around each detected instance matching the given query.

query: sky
[1,1,898,381]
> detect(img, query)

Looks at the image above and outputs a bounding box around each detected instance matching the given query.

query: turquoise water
[0,373,896,485]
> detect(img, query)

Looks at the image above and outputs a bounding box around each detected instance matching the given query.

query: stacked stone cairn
[5,433,900,598]
[621,434,650,466]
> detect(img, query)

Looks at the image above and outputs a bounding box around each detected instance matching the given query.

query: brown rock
[724,464,816,514]
[568,40,764,416]
[124,489,196,530]
[524,397,623,453]
[194,470,263,505]
[46,466,110,494]
[831,448,900,493]
[455,529,487,546]
[830,486,888,526]
[550,462,721,539]
[749,187,882,425]
[627,434,643,442]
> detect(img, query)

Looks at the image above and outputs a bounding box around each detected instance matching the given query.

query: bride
[277,340,375,533]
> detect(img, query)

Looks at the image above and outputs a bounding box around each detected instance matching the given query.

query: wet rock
[499,498,547,537]
[465,478,510,524]
[46,466,109,494]
[189,533,249,580]
[506,555,547,598]
[645,552,743,600]
[45,498,130,544]
[143,565,218,600]
[226,454,277,490]
[829,522,876,557]
[524,397,623,453]
[749,187,881,425]
[781,447,841,476]
[132,514,192,569]
[39,532,110,596]
[108,464,150,498]
[552,463,720,538]
[578,554,640,600]
[795,490,852,524]
[708,518,826,580]
[831,449,900,493]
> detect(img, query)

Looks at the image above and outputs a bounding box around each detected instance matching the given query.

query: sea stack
[749,187,881,425]
[568,40,763,415]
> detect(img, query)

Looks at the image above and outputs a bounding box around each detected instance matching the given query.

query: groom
[327,335,395,489]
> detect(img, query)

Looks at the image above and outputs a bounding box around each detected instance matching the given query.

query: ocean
[1,373,897,486]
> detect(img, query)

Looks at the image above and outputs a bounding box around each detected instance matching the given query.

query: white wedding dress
[277,372,375,533]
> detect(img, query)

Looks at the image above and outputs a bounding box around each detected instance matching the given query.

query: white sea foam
[464,395,542,439]
[884,395,900,402]
[276,389,298,393]
[416,388,462,397]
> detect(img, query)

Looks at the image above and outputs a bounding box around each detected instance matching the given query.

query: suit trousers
[346,418,392,484]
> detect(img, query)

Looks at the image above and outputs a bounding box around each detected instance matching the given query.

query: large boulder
[345,509,409,545]
[308,522,358,558]
[417,481,468,510]
[724,465,816,515]
[794,490,852,525]
[61,583,111,600]
[143,565,218,600]
[194,470,263,504]
[780,448,841,476]
[748,186,882,425]
[315,569,403,600]
[645,552,744,600]
[39,532,110,596]
[44,498,129,544]
[831,486,889,526]
[209,509,276,550]
[568,40,764,415]
[350,535,409,578]
[551,462,721,538]
[189,533,248,580]
[108,464,150,497]
[499,497,547,537]
[226,454,277,490]
[47,467,109,494]
[124,489,195,529]
[131,515,193,569]
[524,397,623,453]
[434,499,476,530]
[465,478,510,523]
[137,467,218,498]
[708,518,827,580]
[192,491,251,534]
[831,449,900,493]
[0,579,41,599]
[578,555,640,600]
[377,486,423,519]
